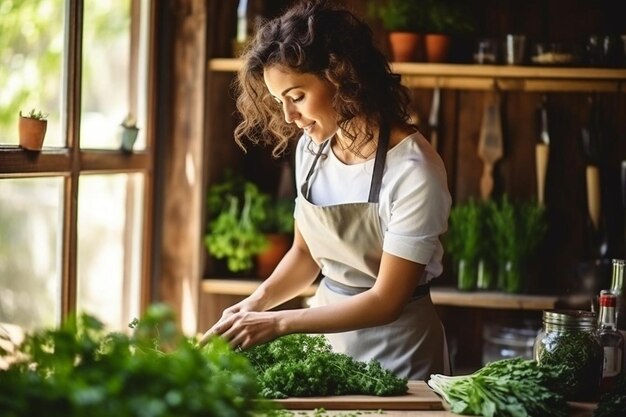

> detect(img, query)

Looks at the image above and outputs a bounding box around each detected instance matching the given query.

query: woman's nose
[283,102,298,124]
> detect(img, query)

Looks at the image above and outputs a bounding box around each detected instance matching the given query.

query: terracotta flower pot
[255,233,291,279]
[425,33,451,63]
[19,116,48,151]
[389,32,423,62]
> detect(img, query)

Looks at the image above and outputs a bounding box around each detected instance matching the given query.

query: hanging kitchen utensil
[428,86,441,151]
[580,95,607,259]
[477,88,504,201]
[621,161,626,256]
[536,95,550,206]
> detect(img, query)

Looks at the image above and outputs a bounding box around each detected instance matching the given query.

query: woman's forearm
[276,252,426,335]
[250,244,320,311]
[247,223,320,311]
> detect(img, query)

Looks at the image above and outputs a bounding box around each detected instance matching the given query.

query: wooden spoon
[477,90,504,200]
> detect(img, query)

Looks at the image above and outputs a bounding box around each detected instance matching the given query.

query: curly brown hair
[233,0,411,157]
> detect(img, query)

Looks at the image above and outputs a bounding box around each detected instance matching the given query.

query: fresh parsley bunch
[0,304,272,417]
[243,334,408,399]
[428,357,567,417]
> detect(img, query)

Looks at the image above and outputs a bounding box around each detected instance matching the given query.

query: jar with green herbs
[534,309,603,401]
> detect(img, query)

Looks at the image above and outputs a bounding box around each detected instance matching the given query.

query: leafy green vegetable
[594,371,626,417]
[427,357,567,417]
[243,334,408,399]
[0,304,275,417]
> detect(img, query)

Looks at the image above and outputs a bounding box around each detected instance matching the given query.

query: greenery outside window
[0,0,154,333]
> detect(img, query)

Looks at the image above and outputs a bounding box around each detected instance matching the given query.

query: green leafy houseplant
[445,199,482,291]
[486,195,547,293]
[424,0,475,35]
[205,174,269,273]
[367,0,427,32]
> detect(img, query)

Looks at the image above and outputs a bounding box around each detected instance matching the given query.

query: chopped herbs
[535,329,604,401]
[428,357,567,417]
[243,334,408,399]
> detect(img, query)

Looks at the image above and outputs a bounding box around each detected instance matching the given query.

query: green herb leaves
[243,334,408,399]
[0,304,271,417]
[428,357,567,417]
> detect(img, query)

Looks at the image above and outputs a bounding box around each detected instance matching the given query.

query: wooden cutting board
[275,381,443,410]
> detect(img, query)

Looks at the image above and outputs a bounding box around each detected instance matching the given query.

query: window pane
[0,178,63,330]
[77,173,144,331]
[0,0,65,147]
[81,0,139,150]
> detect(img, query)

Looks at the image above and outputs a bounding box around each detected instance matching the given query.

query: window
[0,0,154,332]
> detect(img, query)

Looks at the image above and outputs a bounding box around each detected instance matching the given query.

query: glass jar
[534,310,603,402]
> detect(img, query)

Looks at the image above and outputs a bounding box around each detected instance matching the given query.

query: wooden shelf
[201,278,589,310]
[209,58,626,92]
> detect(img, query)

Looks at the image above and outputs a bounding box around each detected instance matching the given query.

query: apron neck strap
[303,122,390,202]
[368,121,390,203]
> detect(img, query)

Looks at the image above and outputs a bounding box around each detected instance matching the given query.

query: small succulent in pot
[119,113,139,152]
[18,109,48,151]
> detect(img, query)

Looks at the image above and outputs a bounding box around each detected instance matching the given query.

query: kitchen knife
[477,90,504,201]
[428,87,440,151]
[581,96,607,258]
[621,160,626,252]
[536,95,550,206]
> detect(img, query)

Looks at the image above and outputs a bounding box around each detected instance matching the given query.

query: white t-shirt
[295,131,451,280]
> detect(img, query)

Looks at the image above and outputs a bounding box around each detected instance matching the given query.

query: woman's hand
[200,310,283,349]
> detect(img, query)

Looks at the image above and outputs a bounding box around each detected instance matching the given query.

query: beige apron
[296,124,450,380]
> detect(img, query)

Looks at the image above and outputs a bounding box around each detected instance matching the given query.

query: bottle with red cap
[597,290,624,393]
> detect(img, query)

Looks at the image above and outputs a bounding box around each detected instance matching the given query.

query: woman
[200,0,451,380]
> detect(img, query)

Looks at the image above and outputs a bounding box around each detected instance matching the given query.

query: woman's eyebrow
[280,85,302,96]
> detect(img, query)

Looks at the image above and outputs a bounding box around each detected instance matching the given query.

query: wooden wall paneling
[455,90,485,202]
[158,0,207,334]
[498,91,538,200]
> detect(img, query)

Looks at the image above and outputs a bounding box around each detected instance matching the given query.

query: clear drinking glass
[505,34,527,65]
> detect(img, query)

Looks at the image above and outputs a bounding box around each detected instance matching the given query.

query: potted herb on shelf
[255,197,294,279]
[368,0,428,62]
[204,175,268,275]
[487,195,547,294]
[18,109,48,151]
[423,0,475,62]
[444,199,482,291]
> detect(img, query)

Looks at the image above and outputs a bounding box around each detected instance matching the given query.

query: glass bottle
[597,291,624,393]
[534,309,603,401]
[609,259,625,330]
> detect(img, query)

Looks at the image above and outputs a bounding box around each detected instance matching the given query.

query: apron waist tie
[322,276,430,301]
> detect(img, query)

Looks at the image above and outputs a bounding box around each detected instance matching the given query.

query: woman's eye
[291,95,304,103]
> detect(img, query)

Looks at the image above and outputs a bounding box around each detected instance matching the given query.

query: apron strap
[303,121,391,202]
[303,139,330,200]
[368,121,390,203]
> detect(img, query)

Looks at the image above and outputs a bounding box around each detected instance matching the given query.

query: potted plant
[423,0,475,62]
[487,195,547,294]
[255,197,294,279]
[368,0,428,62]
[18,109,48,151]
[445,199,482,291]
[119,113,139,152]
[204,174,268,274]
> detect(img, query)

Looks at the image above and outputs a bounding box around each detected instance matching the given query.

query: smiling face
[263,65,338,144]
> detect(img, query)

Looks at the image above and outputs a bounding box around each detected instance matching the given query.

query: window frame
[0,0,156,322]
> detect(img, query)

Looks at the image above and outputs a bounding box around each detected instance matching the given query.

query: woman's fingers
[197,314,236,347]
